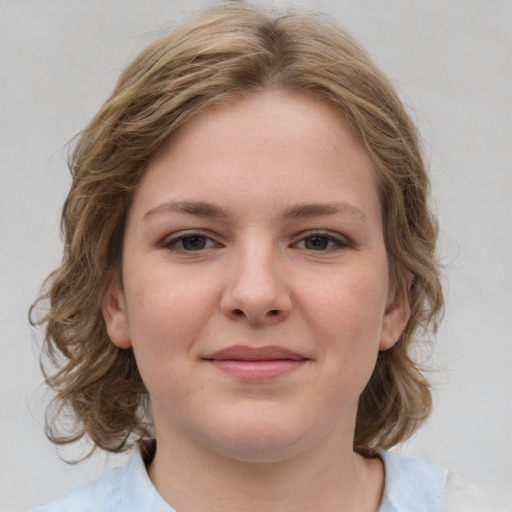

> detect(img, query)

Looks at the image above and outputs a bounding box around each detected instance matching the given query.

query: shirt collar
[120,447,177,511]
[119,446,446,511]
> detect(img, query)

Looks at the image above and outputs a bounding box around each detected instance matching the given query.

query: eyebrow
[280,202,368,222]
[144,201,229,221]
[143,200,368,223]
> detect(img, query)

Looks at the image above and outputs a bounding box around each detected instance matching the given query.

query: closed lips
[203,345,308,361]
[203,345,309,380]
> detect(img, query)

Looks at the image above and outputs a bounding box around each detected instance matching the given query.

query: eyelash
[161,231,220,252]
[161,230,350,253]
[292,231,350,252]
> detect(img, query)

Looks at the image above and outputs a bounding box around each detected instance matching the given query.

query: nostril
[268,310,279,316]
[233,309,244,316]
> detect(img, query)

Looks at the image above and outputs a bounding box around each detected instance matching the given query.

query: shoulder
[446,471,512,512]
[32,448,174,512]
[379,451,512,512]
[379,450,448,511]
[32,462,126,512]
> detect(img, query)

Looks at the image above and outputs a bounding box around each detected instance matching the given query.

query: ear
[379,274,412,351]
[102,275,132,349]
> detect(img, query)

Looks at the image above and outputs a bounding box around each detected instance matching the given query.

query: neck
[147,423,384,512]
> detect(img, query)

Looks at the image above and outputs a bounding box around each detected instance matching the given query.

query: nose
[220,242,292,326]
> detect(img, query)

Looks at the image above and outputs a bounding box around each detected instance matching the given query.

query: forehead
[131,89,381,226]
[160,89,362,167]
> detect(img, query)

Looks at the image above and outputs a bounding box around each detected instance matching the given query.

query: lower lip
[208,359,306,380]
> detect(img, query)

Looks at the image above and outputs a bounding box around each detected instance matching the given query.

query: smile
[203,345,309,380]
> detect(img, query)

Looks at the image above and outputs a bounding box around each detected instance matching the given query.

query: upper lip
[203,345,308,361]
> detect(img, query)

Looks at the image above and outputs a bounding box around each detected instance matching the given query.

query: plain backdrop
[1,1,511,510]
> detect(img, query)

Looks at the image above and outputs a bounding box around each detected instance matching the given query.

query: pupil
[182,236,206,250]
[306,236,328,250]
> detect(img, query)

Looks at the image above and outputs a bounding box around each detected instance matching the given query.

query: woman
[31,3,495,511]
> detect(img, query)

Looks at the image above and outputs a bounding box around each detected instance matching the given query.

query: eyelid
[292,230,352,251]
[159,229,351,252]
[160,229,222,251]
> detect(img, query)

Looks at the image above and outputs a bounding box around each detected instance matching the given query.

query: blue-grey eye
[180,235,208,250]
[304,235,332,250]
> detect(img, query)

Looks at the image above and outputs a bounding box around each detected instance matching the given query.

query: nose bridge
[221,234,291,323]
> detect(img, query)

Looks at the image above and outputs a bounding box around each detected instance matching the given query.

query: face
[103,89,410,463]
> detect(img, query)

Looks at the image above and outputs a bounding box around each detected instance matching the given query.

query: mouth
[202,345,309,380]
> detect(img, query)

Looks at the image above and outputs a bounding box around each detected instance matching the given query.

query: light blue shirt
[33,448,448,511]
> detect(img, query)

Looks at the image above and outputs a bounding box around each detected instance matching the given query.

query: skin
[102,89,410,512]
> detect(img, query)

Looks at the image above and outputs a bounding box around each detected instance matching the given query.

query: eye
[162,233,217,252]
[294,232,349,252]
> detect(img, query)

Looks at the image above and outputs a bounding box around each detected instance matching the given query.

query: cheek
[297,262,388,392]
[123,262,220,356]
[300,264,388,340]
[123,269,216,407]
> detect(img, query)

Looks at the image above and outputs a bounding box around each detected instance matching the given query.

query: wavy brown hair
[31,2,443,458]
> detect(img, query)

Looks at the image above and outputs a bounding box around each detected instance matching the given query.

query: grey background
[1,1,511,510]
